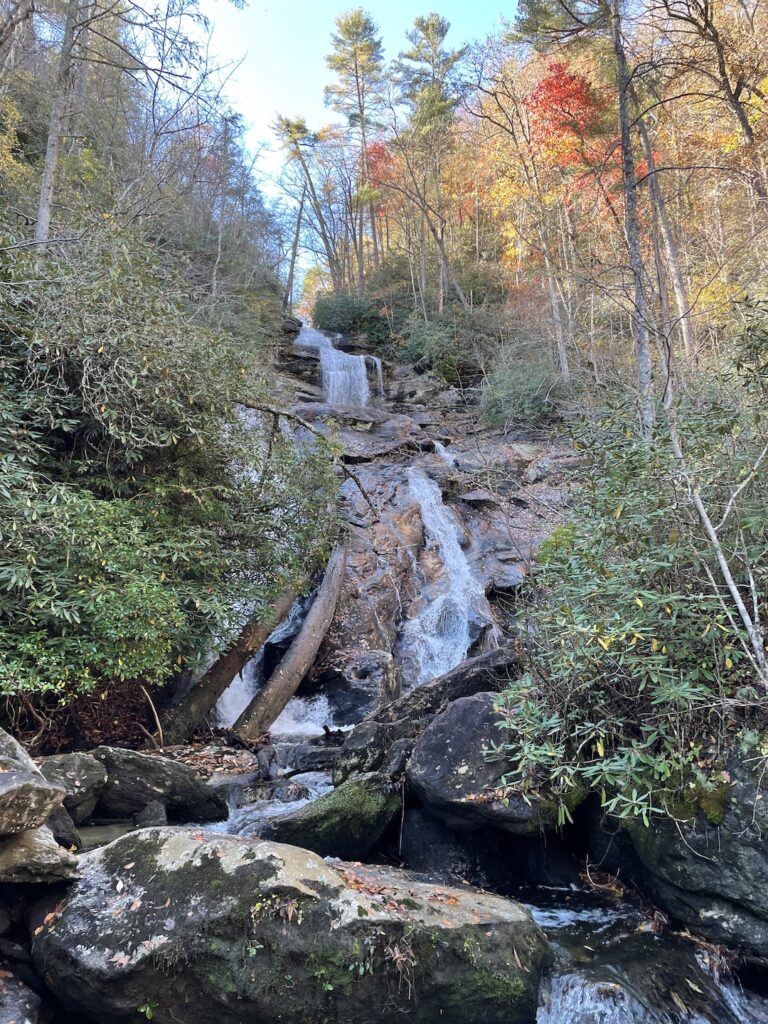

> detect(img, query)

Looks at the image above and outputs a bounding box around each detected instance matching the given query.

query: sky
[198,0,512,189]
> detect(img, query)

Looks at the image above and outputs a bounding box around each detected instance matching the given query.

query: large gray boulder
[0,728,66,837]
[334,646,521,784]
[38,752,108,824]
[91,746,227,823]
[32,827,550,1024]
[626,757,768,956]
[407,692,585,836]
[248,773,400,859]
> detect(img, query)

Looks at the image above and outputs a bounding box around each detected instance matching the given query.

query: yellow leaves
[635,597,644,609]
[725,657,733,670]
[596,737,605,757]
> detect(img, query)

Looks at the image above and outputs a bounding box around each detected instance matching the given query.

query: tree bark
[608,0,655,435]
[234,542,347,743]
[283,186,306,312]
[160,586,300,745]
[636,112,697,361]
[35,0,79,245]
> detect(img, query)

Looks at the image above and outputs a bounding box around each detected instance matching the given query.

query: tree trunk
[283,186,306,312]
[160,586,299,745]
[0,0,33,78]
[608,0,654,435]
[636,112,697,361]
[35,0,79,246]
[234,543,347,743]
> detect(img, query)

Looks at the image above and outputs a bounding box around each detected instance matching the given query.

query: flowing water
[397,468,494,686]
[212,335,768,1021]
[295,325,382,407]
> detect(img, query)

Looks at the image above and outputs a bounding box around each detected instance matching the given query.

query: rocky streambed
[3,324,768,1022]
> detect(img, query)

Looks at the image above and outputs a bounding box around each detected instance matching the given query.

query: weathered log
[160,586,300,746]
[234,543,347,743]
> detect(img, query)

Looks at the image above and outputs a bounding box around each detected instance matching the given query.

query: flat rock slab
[32,827,549,1024]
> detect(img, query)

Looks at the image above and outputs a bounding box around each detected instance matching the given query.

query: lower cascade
[398,468,495,685]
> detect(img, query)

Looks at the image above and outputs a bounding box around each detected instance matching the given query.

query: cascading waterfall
[398,468,494,686]
[295,324,381,407]
[320,346,371,406]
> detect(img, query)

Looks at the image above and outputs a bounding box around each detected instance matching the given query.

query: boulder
[31,828,549,1024]
[281,316,303,334]
[407,692,585,835]
[0,967,42,1024]
[334,646,522,784]
[626,758,768,956]
[0,825,77,883]
[133,801,168,828]
[91,746,227,823]
[242,773,400,860]
[0,771,65,836]
[0,728,38,774]
[46,804,81,851]
[38,752,108,824]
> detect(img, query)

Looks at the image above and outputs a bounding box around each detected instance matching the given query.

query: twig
[141,685,164,748]
[239,400,380,520]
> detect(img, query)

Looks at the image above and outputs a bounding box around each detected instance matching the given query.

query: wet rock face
[91,746,228,824]
[626,758,768,956]
[32,827,550,1024]
[408,692,585,836]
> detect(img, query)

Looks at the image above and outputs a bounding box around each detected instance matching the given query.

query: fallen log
[159,586,300,746]
[234,542,347,744]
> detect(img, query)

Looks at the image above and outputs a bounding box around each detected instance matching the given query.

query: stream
[209,325,768,1023]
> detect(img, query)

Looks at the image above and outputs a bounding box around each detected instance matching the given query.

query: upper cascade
[295,325,381,408]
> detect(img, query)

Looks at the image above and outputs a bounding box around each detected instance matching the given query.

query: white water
[398,469,493,686]
[321,346,371,406]
[271,695,336,737]
[214,599,307,729]
[295,325,382,407]
[433,440,457,466]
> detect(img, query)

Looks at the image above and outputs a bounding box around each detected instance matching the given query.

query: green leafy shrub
[312,293,390,345]
[489,398,768,822]
[402,307,508,383]
[0,223,337,700]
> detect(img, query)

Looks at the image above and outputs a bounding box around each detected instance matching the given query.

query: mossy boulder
[626,758,768,955]
[31,827,550,1024]
[248,772,400,859]
[407,692,585,836]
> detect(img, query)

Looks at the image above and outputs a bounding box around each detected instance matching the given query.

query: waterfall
[320,346,371,407]
[295,325,382,407]
[398,469,493,686]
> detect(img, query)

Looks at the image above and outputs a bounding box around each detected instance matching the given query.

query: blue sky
[198,0,512,186]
